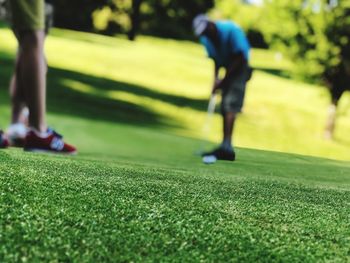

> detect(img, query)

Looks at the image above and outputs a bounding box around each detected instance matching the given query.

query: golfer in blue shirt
[193,15,252,162]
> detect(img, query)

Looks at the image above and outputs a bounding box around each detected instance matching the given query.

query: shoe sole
[9,138,25,148]
[24,148,77,155]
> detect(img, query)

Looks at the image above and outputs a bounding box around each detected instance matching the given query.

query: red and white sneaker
[7,123,27,147]
[24,128,77,155]
[0,130,9,149]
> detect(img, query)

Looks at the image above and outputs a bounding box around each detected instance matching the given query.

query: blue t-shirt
[200,21,250,68]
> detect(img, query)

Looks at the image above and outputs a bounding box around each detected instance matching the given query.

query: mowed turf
[1,150,350,262]
[0,26,350,261]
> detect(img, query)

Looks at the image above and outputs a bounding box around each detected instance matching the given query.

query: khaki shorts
[221,64,251,115]
[10,0,44,31]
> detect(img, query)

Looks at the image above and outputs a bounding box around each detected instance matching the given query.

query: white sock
[7,123,27,138]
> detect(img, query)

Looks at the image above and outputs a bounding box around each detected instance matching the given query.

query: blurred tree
[128,0,142,40]
[263,0,349,83]
[94,0,132,35]
[93,0,214,39]
[53,0,109,32]
[263,0,349,138]
[142,0,215,39]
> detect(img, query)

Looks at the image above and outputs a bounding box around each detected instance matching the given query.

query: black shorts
[221,64,251,115]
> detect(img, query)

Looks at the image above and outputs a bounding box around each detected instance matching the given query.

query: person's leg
[10,1,52,126]
[17,30,47,132]
[202,67,249,162]
[10,0,46,132]
[10,69,27,125]
[7,70,28,147]
[201,110,237,161]
[222,111,237,151]
[219,85,245,153]
[324,101,337,140]
[16,32,76,154]
[324,77,344,140]
[8,0,76,154]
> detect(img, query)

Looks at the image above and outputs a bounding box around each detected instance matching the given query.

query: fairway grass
[0,27,349,160]
[1,150,350,262]
[0,26,350,261]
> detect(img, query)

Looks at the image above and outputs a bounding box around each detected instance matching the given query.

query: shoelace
[47,128,63,139]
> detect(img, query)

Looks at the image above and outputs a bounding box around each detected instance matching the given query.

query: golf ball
[202,155,217,164]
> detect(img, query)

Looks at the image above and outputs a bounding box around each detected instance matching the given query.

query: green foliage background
[92,0,214,39]
[53,0,108,32]
[262,0,350,83]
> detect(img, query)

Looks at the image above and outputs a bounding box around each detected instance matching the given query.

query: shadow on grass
[49,67,208,112]
[253,66,292,80]
[0,54,208,130]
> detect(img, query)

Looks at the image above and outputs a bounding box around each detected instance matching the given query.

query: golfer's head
[192,14,211,37]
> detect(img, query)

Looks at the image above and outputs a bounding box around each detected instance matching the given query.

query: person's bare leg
[324,102,337,140]
[222,111,236,151]
[17,30,47,133]
[10,72,27,124]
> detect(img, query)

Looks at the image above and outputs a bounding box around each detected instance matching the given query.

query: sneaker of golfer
[193,15,251,161]
[8,0,76,154]
[0,130,9,148]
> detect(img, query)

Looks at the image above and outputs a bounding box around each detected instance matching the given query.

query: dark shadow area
[47,68,170,128]
[49,30,130,49]
[0,54,207,130]
[0,21,9,28]
[0,52,15,106]
[253,66,292,80]
[0,56,167,128]
[48,67,208,112]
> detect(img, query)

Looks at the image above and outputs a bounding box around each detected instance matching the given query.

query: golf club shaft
[203,93,217,134]
[194,93,217,155]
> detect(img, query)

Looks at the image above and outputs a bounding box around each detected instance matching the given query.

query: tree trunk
[128,0,142,41]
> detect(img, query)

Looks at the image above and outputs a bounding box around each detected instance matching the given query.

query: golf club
[195,93,217,156]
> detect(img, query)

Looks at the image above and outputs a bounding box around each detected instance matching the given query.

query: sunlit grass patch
[0,27,349,160]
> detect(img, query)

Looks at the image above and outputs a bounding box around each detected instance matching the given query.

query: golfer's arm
[224,52,246,81]
[214,62,219,81]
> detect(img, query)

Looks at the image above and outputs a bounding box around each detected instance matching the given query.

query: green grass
[1,150,350,262]
[0,27,350,262]
[2,28,350,160]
